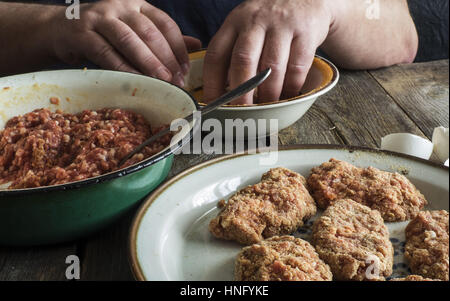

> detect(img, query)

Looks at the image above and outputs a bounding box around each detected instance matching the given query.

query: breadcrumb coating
[235,235,332,281]
[312,199,394,281]
[209,168,317,245]
[307,159,427,222]
[405,210,449,281]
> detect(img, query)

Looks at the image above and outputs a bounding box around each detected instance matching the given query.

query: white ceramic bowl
[185,50,339,138]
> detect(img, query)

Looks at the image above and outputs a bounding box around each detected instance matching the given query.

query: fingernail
[174,72,185,87]
[156,67,172,82]
[181,63,190,75]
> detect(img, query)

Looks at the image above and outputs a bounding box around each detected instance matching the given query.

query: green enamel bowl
[0,69,198,246]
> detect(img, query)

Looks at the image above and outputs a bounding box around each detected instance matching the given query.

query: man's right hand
[50,0,201,87]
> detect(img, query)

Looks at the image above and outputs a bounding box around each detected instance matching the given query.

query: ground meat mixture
[209,168,317,245]
[390,275,441,281]
[0,108,171,189]
[234,235,332,281]
[312,199,394,281]
[307,159,427,222]
[404,210,449,281]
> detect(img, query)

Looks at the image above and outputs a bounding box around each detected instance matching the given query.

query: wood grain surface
[0,60,448,281]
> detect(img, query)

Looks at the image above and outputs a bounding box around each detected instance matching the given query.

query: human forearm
[0,2,63,76]
[0,0,201,85]
[322,0,418,69]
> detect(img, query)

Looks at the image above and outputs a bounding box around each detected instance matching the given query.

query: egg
[381,133,433,160]
[432,127,449,163]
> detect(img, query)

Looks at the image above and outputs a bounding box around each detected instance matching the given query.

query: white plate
[129,146,449,281]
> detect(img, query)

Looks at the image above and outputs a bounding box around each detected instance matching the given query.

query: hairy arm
[203,0,418,104]
[322,0,418,69]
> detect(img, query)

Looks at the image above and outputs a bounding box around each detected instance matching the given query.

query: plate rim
[128,144,449,281]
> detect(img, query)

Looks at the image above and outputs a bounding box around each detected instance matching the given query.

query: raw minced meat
[0,108,171,189]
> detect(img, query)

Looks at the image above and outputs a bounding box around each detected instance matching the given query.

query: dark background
[7,0,450,63]
[151,0,450,62]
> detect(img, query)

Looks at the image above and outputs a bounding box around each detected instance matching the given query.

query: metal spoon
[118,68,272,167]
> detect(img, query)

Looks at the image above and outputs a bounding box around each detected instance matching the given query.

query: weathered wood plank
[169,153,220,177]
[79,212,134,281]
[369,60,449,139]
[278,106,345,146]
[0,244,76,281]
[312,70,427,148]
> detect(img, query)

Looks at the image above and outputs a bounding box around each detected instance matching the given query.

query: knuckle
[85,2,109,18]
[93,44,114,60]
[287,62,308,74]
[113,61,129,72]
[141,55,158,68]
[247,8,267,28]
[204,49,222,65]
[141,26,164,43]
[116,29,135,47]
[232,51,256,67]
[158,17,178,34]
[260,60,283,73]
[81,9,97,21]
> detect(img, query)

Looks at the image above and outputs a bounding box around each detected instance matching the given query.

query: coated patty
[235,235,332,281]
[307,159,427,222]
[405,210,449,281]
[209,168,317,245]
[312,199,394,281]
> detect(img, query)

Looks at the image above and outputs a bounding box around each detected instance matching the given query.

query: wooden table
[0,60,448,281]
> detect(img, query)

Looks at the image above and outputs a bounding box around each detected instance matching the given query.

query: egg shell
[381,133,433,160]
[432,127,449,163]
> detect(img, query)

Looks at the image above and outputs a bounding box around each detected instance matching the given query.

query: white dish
[129,146,449,281]
[185,50,339,138]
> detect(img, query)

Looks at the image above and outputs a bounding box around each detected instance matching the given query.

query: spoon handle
[118,68,271,166]
[201,67,271,115]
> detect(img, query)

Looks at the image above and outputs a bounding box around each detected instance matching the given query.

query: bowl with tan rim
[184,50,339,138]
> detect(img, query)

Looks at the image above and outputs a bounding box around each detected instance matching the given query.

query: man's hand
[51,0,201,86]
[203,0,333,104]
[203,0,418,105]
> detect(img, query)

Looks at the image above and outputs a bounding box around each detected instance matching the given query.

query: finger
[80,31,140,74]
[141,5,190,75]
[95,18,172,82]
[121,11,184,86]
[257,30,292,103]
[228,28,266,105]
[183,36,202,52]
[202,26,238,103]
[282,36,316,99]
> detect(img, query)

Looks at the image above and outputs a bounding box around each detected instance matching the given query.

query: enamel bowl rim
[128,144,449,281]
[0,69,199,197]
